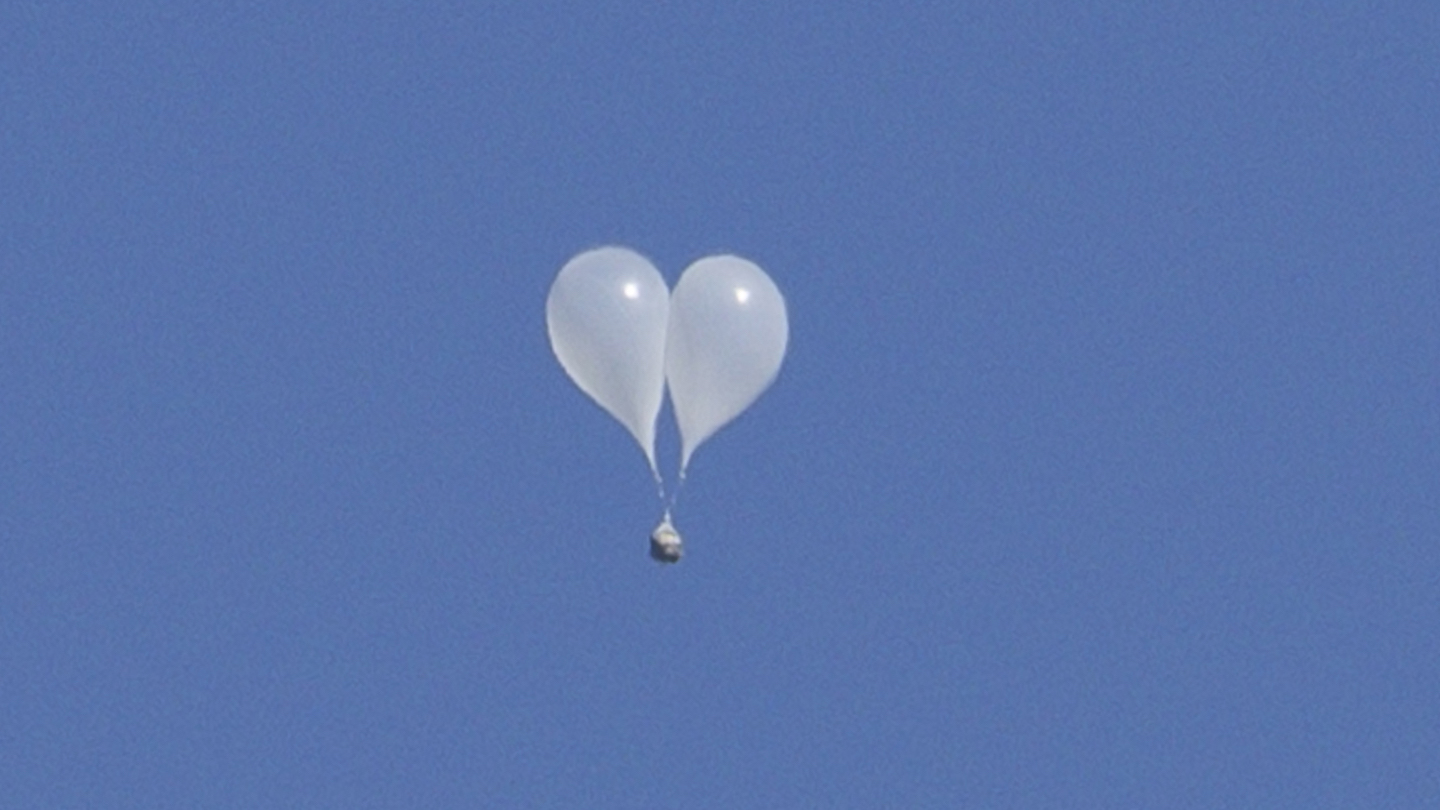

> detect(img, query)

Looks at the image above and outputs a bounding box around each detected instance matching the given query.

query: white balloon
[547,247,670,475]
[665,255,789,473]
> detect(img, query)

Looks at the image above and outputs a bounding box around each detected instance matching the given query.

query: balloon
[665,255,789,473]
[547,247,670,475]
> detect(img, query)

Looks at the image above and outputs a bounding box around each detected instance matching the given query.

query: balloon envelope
[547,247,670,474]
[665,255,788,472]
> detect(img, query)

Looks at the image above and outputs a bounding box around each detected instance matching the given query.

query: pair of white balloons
[547,246,789,485]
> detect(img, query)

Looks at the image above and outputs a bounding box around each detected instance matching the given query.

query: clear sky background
[3,3,1437,808]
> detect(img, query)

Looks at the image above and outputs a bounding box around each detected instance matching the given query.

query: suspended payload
[649,514,683,563]
[546,247,789,563]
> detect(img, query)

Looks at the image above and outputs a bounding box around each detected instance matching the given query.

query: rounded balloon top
[546,247,670,475]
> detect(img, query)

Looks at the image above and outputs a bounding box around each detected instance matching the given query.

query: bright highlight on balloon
[546,246,789,564]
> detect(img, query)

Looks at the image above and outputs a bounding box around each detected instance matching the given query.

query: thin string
[664,469,687,517]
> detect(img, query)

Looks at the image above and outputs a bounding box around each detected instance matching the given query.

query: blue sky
[3,2,1437,807]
